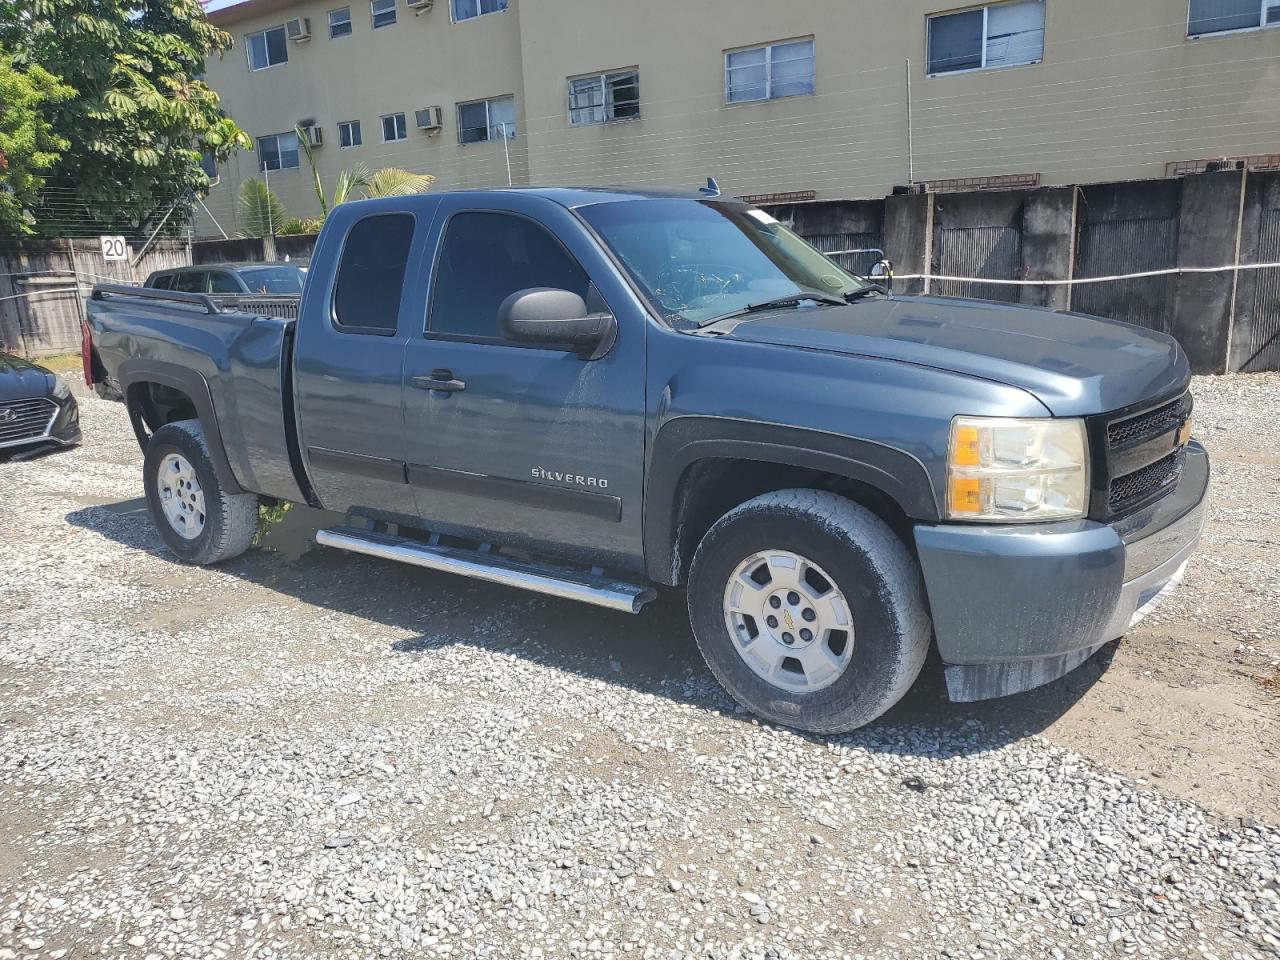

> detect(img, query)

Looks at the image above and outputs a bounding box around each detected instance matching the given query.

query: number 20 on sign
[99,236,128,261]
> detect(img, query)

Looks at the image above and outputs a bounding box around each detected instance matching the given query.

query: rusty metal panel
[1241,209,1280,372]
[1072,217,1177,332]
[807,230,884,277]
[933,224,1022,303]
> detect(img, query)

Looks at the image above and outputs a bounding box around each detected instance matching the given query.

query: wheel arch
[644,417,940,586]
[120,360,245,494]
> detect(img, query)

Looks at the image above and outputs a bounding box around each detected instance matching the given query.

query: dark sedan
[0,353,80,456]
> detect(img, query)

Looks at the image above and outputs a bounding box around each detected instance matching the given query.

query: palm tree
[238,178,286,238]
[363,165,434,198]
[296,124,433,216]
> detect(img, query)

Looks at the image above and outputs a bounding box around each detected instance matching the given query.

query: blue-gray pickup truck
[84,187,1209,733]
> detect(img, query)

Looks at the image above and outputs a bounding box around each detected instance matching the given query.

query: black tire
[687,489,931,734]
[143,419,259,565]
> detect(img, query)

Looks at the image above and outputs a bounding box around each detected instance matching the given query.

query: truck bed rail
[91,283,220,316]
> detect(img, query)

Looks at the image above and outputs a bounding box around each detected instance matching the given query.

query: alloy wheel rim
[157,453,206,540]
[722,550,854,692]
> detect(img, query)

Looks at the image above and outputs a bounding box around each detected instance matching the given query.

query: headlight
[946,416,1089,522]
[49,374,71,400]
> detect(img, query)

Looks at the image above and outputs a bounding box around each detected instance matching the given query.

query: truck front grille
[0,397,58,448]
[1092,390,1191,519]
[1107,394,1190,449]
[1108,449,1184,513]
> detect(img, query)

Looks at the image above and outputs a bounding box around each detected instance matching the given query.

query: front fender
[642,416,939,584]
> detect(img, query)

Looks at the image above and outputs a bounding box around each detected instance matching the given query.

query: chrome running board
[315,527,657,614]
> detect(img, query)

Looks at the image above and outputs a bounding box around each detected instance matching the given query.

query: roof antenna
[698,177,721,197]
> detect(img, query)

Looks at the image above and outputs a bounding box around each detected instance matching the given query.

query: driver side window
[428,211,590,341]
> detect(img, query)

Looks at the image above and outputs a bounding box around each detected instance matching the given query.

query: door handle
[411,369,466,394]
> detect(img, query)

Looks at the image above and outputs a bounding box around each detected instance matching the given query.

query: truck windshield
[237,265,306,295]
[578,199,870,327]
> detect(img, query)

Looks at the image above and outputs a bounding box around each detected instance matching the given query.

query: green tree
[0,53,71,237]
[237,178,287,238]
[297,125,433,218]
[0,0,250,237]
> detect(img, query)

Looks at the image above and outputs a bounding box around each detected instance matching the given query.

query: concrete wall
[197,0,1280,235]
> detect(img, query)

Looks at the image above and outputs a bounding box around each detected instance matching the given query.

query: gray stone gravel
[1,378,1279,960]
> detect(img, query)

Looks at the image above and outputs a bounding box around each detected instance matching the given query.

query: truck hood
[712,295,1189,416]
[0,352,53,403]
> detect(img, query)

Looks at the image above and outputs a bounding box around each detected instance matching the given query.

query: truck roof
[415,186,733,209]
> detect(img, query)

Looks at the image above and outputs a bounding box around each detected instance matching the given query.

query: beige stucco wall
[200,0,528,236]
[197,0,1280,237]
[517,0,1280,198]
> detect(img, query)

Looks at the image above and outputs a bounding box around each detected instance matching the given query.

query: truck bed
[86,286,308,504]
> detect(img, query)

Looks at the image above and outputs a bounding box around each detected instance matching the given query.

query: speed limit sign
[99,235,128,261]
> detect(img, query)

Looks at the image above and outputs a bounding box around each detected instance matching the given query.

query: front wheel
[687,489,931,734]
[143,419,259,565]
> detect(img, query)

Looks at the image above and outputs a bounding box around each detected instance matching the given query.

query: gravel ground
[1,375,1278,960]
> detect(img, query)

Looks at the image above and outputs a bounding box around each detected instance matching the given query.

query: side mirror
[870,258,894,294]
[498,287,617,360]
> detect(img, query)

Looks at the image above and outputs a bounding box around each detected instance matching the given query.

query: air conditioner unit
[415,106,443,132]
[407,0,433,10]
[302,125,323,147]
[285,17,311,40]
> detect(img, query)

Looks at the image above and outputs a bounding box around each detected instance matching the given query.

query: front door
[400,195,647,572]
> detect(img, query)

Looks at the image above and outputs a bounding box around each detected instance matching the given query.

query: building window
[329,7,352,37]
[927,1,1045,75]
[725,39,814,104]
[371,0,396,28]
[569,69,640,125]
[1188,0,1280,35]
[257,131,300,171]
[381,113,407,142]
[338,120,363,148]
[451,0,506,21]
[246,25,288,71]
[457,96,515,143]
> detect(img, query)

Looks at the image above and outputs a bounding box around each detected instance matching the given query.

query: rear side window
[333,213,415,333]
[173,272,207,293]
[151,274,173,290]
[208,272,242,294]
[428,211,589,340]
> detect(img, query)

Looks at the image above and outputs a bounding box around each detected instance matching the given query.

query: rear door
[293,205,431,516]
[400,194,648,571]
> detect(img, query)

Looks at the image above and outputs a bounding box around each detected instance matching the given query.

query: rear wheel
[143,419,259,565]
[688,489,931,734]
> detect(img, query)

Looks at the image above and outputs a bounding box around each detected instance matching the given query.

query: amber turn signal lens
[949,477,982,514]
[951,425,981,467]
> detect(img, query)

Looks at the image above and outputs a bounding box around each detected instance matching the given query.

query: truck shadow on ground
[68,498,1111,758]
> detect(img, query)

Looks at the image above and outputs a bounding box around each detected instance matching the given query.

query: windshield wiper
[697,291,846,329]
[844,284,888,303]
[745,291,846,312]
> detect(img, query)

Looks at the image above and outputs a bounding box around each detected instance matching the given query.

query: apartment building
[197,0,1280,236]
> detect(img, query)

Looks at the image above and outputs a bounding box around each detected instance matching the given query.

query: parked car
[0,352,80,456]
[145,262,306,296]
[83,187,1208,734]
